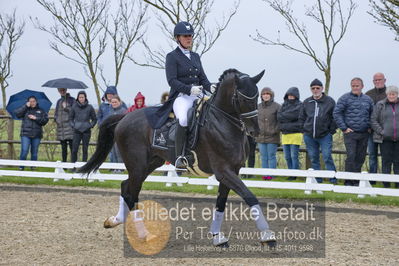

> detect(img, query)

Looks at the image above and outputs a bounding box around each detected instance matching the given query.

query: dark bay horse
[79,69,276,247]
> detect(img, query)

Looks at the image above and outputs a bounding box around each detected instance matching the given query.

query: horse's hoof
[261,239,277,248]
[143,233,157,242]
[260,230,277,247]
[217,241,229,248]
[212,233,229,247]
[103,216,122,228]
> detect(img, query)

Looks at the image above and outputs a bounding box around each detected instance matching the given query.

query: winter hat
[260,87,274,101]
[386,85,399,94]
[310,79,323,87]
[77,90,87,101]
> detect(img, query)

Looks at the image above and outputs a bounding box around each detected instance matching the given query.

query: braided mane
[218,68,242,83]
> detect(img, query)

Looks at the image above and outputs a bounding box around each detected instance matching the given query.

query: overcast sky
[1,0,398,107]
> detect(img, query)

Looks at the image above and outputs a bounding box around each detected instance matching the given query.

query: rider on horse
[165,21,216,169]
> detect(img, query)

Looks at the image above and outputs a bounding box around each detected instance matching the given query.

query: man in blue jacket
[333,77,373,186]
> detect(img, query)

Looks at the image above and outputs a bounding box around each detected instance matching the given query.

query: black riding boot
[175,124,188,169]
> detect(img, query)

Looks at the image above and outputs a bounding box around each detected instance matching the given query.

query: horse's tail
[78,114,126,174]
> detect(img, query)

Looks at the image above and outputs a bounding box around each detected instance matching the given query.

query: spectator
[300,79,337,184]
[161,92,169,104]
[54,88,75,162]
[333,78,373,186]
[277,87,303,180]
[15,96,49,170]
[70,91,97,163]
[109,95,127,170]
[127,92,146,113]
[371,85,399,188]
[255,87,280,180]
[97,86,127,125]
[366,72,387,184]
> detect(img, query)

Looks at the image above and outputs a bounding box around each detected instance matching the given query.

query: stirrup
[175,155,188,170]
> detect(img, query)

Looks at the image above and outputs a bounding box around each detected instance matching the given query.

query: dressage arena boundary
[0,159,398,198]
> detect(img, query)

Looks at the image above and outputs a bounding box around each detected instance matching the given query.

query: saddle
[151,96,210,163]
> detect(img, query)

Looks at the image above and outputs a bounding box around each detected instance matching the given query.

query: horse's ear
[251,70,265,84]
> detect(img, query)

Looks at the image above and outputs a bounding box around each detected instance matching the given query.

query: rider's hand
[191,85,203,96]
[210,84,217,93]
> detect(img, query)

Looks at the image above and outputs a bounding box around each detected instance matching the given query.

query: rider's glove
[190,85,203,96]
[210,84,217,94]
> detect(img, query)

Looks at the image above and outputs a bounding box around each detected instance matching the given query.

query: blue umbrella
[42,78,88,89]
[6,89,52,120]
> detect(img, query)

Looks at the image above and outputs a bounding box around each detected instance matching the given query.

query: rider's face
[177,35,193,49]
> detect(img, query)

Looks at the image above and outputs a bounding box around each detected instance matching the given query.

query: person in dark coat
[70,91,97,163]
[146,21,216,169]
[277,87,303,180]
[54,88,75,162]
[300,79,337,184]
[333,77,373,186]
[371,85,399,188]
[15,96,49,169]
[365,72,387,182]
[255,87,280,179]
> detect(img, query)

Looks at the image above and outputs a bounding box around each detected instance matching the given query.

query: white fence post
[165,168,181,187]
[207,175,216,190]
[358,171,376,198]
[54,160,70,182]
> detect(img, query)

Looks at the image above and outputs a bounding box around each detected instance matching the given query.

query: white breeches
[173,94,198,127]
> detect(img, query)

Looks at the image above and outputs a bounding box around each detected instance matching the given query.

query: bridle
[208,73,259,132]
[232,74,259,120]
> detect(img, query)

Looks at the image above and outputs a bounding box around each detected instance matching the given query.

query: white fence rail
[0,159,398,198]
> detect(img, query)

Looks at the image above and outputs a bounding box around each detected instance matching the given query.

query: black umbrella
[6,89,52,120]
[42,78,88,89]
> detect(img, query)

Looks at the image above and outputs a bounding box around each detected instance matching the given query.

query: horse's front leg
[210,182,230,247]
[214,168,276,247]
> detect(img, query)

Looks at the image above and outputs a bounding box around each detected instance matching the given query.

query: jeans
[380,140,399,188]
[343,132,369,185]
[60,139,73,162]
[283,144,300,170]
[71,130,91,163]
[110,144,123,163]
[367,135,379,174]
[304,134,336,183]
[20,136,41,164]
[258,143,278,168]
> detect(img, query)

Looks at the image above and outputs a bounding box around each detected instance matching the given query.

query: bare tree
[0,10,25,159]
[0,10,25,109]
[369,0,399,41]
[100,0,148,87]
[33,0,108,106]
[252,0,357,94]
[131,0,240,69]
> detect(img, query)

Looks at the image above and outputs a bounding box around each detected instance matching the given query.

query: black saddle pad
[151,99,209,151]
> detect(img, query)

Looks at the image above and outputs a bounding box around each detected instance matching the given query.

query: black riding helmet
[174,21,194,37]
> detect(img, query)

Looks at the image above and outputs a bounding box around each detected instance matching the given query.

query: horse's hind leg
[210,183,230,247]
[215,169,276,246]
[103,156,164,229]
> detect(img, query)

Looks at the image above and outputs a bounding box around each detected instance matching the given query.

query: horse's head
[216,69,265,137]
